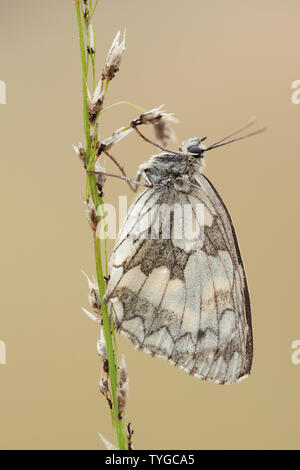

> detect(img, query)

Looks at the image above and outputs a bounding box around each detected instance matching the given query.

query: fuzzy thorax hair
[136,137,207,192]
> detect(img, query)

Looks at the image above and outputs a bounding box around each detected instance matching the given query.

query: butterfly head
[179,137,207,158]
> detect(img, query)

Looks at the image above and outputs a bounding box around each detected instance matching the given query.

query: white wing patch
[140,266,170,306]
[106,174,253,385]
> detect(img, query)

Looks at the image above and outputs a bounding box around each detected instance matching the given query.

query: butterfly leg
[130,121,184,158]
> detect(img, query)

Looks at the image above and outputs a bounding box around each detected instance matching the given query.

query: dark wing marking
[106,176,253,384]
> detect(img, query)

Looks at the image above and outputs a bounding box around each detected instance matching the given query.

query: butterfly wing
[105,176,253,384]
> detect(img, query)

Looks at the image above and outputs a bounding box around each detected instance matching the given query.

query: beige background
[0,0,299,450]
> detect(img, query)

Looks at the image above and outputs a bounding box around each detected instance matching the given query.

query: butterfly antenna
[206,116,257,150]
[205,126,266,151]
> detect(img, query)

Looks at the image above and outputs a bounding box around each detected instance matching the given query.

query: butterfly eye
[187,145,203,156]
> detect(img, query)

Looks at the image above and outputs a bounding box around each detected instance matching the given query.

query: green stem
[90,0,100,20]
[89,174,127,449]
[100,100,145,115]
[75,1,90,158]
[74,0,127,450]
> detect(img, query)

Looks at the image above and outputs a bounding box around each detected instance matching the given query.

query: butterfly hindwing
[105,168,253,384]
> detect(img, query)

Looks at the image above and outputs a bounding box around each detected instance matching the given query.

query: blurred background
[0,0,299,450]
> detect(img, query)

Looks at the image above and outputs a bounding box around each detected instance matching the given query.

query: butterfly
[104,120,264,384]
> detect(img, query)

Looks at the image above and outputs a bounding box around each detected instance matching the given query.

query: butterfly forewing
[105,154,253,385]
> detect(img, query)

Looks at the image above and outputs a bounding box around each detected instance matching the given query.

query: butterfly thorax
[138,152,206,193]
